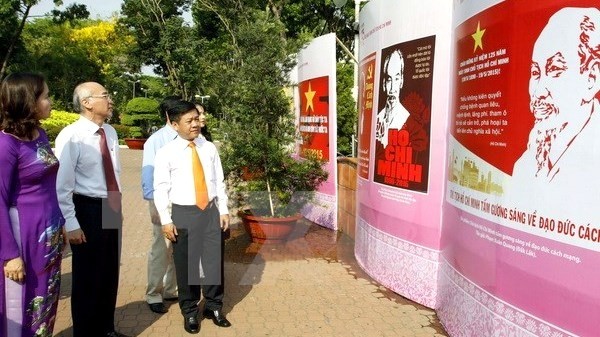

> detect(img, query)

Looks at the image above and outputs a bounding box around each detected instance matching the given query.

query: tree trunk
[0,2,33,79]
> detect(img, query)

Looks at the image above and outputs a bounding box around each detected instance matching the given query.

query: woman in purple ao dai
[0,73,66,337]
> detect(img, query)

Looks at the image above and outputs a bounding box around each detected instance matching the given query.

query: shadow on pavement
[220,223,264,314]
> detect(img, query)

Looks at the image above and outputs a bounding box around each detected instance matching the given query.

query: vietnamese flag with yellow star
[298,75,330,161]
[452,6,524,175]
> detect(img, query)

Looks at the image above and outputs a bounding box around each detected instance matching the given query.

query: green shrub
[112,124,130,140]
[121,97,161,138]
[41,110,79,143]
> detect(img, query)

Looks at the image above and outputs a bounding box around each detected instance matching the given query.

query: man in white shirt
[154,99,231,334]
[55,82,129,337]
[141,96,180,314]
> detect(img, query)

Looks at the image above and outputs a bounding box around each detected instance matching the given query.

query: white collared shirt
[55,116,121,231]
[153,135,228,225]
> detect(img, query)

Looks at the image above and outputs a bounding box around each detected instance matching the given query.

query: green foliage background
[41,110,80,143]
[2,0,358,156]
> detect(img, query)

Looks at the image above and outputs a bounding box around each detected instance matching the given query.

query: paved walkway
[53,149,449,337]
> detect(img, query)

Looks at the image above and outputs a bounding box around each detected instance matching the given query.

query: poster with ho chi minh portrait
[355,0,452,309]
[439,1,600,336]
[373,37,435,193]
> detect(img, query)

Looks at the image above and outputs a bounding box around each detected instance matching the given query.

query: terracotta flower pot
[124,138,147,150]
[239,210,302,244]
[240,166,263,181]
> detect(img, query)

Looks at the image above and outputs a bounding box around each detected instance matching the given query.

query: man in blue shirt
[141,96,180,314]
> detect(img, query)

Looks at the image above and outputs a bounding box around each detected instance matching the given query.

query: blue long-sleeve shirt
[141,124,178,200]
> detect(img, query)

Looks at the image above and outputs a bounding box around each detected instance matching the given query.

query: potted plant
[120,97,161,149]
[216,12,328,244]
[224,142,328,243]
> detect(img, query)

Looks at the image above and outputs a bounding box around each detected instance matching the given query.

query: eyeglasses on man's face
[87,94,113,101]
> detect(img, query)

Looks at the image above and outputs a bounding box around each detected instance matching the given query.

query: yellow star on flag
[471,21,485,52]
[304,82,316,112]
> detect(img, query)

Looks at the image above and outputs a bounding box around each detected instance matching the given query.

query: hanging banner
[438,1,600,336]
[355,0,452,308]
[295,33,338,230]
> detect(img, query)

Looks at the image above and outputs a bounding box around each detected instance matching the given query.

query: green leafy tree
[0,0,92,78]
[15,18,133,111]
[17,18,99,106]
[119,0,200,98]
[50,3,89,24]
[273,0,356,61]
[194,5,328,216]
[0,0,40,78]
[138,75,169,100]
[192,0,357,156]
[193,0,356,56]
[336,62,356,156]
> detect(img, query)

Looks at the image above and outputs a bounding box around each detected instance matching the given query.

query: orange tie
[189,141,209,209]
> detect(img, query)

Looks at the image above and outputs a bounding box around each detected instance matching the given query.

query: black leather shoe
[106,332,131,337]
[184,316,200,334]
[148,302,168,314]
[203,309,232,327]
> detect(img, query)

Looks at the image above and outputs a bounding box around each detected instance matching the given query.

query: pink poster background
[355,0,452,308]
[440,204,600,337]
[295,33,338,230]
[439,1,600,336]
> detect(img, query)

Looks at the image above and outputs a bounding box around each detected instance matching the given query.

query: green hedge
[41,110,79,143]
[41,110,132,144]
[112,124,131,139]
